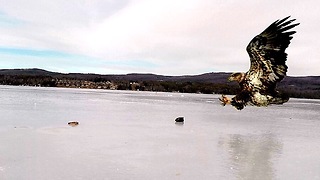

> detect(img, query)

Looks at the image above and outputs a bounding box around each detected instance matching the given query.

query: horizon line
[0,68,318,78]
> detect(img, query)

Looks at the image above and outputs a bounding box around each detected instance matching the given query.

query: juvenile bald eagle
[219,16,299,110]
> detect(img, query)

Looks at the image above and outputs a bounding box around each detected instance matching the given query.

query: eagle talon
[219,95,231,106]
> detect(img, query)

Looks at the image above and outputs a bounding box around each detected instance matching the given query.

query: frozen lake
[0,85,319,180]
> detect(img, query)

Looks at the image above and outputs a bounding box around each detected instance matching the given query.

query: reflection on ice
[175,122,184,126]
[219,133,282,180]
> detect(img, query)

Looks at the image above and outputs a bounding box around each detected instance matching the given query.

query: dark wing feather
[246,16,299,91]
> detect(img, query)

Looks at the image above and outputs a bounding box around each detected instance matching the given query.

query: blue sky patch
[0,47,75,58]
[0,47,158,74]
[0,12,24,27]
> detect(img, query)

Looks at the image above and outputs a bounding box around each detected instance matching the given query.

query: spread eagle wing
[246,16,299,92]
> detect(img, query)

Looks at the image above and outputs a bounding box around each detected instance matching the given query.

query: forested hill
[0,68,319,99]
[0,68,230,82]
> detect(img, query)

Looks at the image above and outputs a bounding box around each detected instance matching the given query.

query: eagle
[219,16,299,110]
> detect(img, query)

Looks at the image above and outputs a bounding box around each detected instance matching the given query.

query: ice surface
[0,86,319,180]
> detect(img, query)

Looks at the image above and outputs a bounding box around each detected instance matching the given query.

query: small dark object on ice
[68,121,79,127]
[175,117,184,123]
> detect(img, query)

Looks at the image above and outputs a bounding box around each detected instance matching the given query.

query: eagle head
[228,72,245,82]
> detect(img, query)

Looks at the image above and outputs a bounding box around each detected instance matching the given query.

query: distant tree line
[278,87,320,99]
[0,75,56,87]
[0,73,319,99]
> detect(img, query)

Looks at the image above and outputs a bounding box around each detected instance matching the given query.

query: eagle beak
[227,76,233,82]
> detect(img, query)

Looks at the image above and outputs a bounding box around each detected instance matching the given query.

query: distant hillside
[0,68,319,99]
[0,68,58,76]
[0,68,230,83]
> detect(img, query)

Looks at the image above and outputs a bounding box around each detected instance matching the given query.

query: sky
[0,0,319,76]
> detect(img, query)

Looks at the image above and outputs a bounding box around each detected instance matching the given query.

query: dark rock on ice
[175,117,184,123]
[68,121,79,127]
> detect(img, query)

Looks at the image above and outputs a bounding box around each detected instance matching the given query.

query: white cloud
[0,0,319,75]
